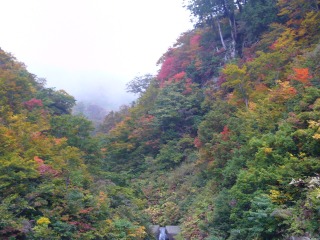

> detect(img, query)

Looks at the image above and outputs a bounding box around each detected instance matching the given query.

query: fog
[33,66,135,110]
[0,0,193,111]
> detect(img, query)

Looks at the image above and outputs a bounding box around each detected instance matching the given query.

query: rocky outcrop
[165,226,180,240]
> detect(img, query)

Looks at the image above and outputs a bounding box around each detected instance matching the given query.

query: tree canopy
[1,1,320,239]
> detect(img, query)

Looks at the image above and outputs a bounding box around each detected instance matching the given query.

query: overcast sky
[0,0,193,109]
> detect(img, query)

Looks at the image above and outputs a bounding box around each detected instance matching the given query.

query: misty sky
[0,0,193,110]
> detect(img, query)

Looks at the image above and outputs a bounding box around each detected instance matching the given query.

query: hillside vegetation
[1,0,320,239]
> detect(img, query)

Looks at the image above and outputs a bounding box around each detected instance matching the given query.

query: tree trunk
[244,96,249,109]
[228,18,236,59]
[216,18,226,50]
[223,0,237,58]
[236,0,243,12]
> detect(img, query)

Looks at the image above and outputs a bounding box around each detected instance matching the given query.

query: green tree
[50,115,94,149]
[126,74,154,95]
[239,0,278,44]
[36,88,76,115]
[222,63,250,108]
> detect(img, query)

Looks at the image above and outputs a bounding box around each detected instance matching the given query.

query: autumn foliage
[24,98,43,110]
[291,68,312,84]
[2,1,320,239]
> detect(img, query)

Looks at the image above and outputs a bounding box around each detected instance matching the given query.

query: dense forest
[1,0,320,239]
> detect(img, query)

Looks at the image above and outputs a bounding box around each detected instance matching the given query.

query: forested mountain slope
[1,0,320,239]
[0,50,147,239]
[100,0,320,239]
